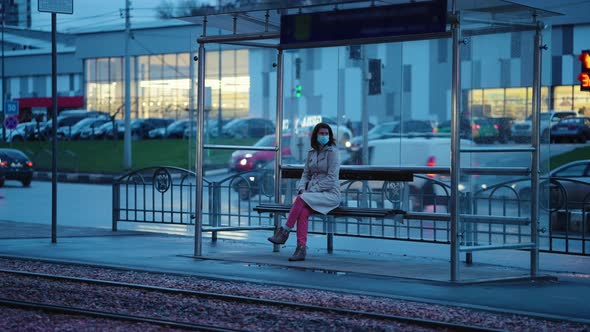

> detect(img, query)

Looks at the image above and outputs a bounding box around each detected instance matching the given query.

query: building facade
[1,15,589,126]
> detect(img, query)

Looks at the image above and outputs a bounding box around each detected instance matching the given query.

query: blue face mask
[317,135,329,146]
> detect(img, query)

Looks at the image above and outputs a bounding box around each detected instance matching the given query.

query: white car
[5,122,38,142]
[367,136,480,211]
[511,110,577,143]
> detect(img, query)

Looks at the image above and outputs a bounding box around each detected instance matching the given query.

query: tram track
[0,297,236,331]
[0,267,504,332]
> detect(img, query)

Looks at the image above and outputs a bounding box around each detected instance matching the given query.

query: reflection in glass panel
[206,48,250,121]
[96,58,109,82]
[85,59,96,82]
[573,88,590,115]
[553,85,573,111]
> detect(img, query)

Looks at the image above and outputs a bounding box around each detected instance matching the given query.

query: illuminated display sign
[280,0,447,46]
[578,50,590,91]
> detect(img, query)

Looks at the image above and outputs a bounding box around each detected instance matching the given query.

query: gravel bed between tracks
[0,257,588,331]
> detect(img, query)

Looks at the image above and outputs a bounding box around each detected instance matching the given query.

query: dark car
[149,119,194,139]
[114,118,174,139]
[0,148,34,187]
[232,156,297,200]
[512,159,590,210]
[221,118,275,139]
[489,117,514,143]
[551,117,590,143]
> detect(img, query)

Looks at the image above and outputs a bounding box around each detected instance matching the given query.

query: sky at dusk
[31,0,191,32]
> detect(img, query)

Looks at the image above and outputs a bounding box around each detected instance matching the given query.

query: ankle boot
[288,245,306,261]
[268,227,290,245]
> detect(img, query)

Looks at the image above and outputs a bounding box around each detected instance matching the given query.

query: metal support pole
[1,0,5,141]
[188,44,195,167]
[123,0,132,169]
[194,27,206,256]
[51,13,58,243]
[530,18,544,277]
[217,29,223,140]
[273,49,284,252]
[449,0,461,282]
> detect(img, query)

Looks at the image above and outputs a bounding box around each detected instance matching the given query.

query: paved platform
[0,220,589,323]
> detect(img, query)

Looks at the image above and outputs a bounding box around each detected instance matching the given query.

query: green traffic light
[295,85,302,98]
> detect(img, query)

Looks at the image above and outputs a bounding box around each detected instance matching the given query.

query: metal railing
[112,166,590,256]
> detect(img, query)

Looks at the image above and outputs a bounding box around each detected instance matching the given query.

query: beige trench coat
[296,144,341,215]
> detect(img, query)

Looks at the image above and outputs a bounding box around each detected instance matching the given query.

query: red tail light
[26,161,33,167]
[493,124,499,129]
[0,161,7,167]
[426,156,436,178]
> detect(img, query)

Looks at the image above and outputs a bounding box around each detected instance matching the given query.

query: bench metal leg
[327,216,334,254]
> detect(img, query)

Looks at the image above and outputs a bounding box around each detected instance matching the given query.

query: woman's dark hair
[310,122,336,150]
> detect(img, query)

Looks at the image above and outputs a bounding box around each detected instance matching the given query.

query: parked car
[149,119,194,139]
[114,118,174,140]
[550,117,590,143]
[94,120,124,140]
[228,134,292,172]
[471,117,499,143]
[5,122,39,142]
[221,118,275,139]
[489,117,514,143]
[511,159,590,210]
[0,148,34,187]
[57,116,110,140]
[41,110,108,140]
[183,119,229,139]
[76,118,112,140]
[438,118,499,143]
[511,110,577,143]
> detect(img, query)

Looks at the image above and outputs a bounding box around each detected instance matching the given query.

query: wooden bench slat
[281,165,414,181]
[254,204,405,218]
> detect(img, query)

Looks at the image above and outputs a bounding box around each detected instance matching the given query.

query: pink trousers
[285,196,313,246]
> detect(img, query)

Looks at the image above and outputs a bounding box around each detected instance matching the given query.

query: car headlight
[244,153,253,158]
[239,159,248,166]
[344,141,352,148]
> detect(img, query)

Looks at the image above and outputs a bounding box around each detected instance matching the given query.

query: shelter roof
[176,0,585,38]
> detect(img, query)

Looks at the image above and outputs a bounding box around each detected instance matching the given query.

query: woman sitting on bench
[268,122,341,261]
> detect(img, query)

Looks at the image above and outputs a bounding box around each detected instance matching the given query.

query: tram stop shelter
[175,0,569,283]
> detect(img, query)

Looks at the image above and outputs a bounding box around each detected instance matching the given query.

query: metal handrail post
[273,49,284,252]
[530,18,544,277]
[194,19,207,257]
[112,183,119,231]
[449,0,461,282]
